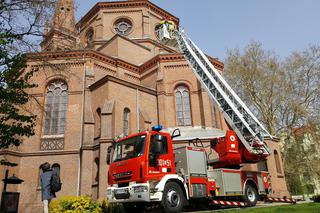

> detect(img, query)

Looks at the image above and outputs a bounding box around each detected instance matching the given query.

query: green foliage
[49,196,102,213]
[49,196,124,213]
[285,170,304,195]
[0,29,37,150]
[99,200,123,213]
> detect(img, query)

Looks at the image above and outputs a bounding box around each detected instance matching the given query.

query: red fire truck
[106,24,273,212]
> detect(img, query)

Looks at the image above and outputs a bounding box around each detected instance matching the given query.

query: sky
[75,0,320,61]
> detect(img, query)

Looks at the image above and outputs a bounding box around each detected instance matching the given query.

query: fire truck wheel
[123,203,145,213]
[162,182,185,213]
[244,184,258,206]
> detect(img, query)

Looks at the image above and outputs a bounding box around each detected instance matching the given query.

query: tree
[224,41,285,135]
[224,41,320,135]
[0,1,54,162]
[224,41,320,195]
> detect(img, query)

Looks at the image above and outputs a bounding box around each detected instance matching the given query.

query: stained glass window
[175,85,192,126]
[44,80,68,135]
[123,108,130,136]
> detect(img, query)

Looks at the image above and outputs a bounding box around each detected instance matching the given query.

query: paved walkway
[184,201,312,212]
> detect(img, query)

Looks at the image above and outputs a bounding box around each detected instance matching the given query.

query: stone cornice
[81,143,100,150]
[0,149,80,157]
[27,51,224,76]
[76,0,179,29]
[27,50,140,73]
[140,53,224,73]
[206,55,224,70]
[29,91,83,97]
[30,61,84,68]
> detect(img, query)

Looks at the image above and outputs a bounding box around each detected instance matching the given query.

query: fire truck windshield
[112,134,146,162]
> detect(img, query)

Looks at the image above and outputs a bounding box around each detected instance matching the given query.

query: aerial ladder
[158,22,271,164]
[106,24,295,213]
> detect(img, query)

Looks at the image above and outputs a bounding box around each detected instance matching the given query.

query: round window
[114,18,132,36]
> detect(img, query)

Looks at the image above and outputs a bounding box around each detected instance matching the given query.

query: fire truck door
[148,134,173,177]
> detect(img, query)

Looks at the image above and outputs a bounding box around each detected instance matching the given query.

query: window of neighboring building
[175,85,192,126]
[274,150,282,174]
[114,18,132,36]
[123,108,130,136]
[44,79,68,135]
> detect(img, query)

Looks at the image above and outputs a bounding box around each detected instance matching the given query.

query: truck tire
[161,182,185,213]
[123,203,145,213]
[244,184,258,206]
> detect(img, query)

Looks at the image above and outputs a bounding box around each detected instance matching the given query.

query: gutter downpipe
[136,88,140,132]
[77,55,86,196]
[156,61,160,125]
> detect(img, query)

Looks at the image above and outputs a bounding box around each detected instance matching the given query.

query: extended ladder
[174,28,271,156]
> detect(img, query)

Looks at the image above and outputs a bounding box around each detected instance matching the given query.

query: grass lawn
[211,202,320,213]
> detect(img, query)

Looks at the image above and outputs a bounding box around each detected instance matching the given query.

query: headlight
[133,185,148,193]
[107,189,112,195]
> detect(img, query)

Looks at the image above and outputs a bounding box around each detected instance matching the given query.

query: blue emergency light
[152,125,163,132]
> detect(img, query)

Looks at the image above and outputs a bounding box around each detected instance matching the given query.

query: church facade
[0,0,289,212]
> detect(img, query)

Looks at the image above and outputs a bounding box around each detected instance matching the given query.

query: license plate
[115,188,128,194]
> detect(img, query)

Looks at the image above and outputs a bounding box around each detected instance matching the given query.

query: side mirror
[210,138,219,149]
[106,144,114,165]
[171,128,181,139]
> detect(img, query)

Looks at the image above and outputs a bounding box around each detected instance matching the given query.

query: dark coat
[40,170,55,201]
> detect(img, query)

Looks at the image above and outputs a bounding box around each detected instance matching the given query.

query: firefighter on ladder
[159,19,175,39]
[168,20,175,35]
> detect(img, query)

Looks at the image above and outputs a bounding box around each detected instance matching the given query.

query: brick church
[0,0,289,211]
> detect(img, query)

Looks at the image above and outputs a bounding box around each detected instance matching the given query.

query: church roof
[76,0,179,29]
[97,34,151,52]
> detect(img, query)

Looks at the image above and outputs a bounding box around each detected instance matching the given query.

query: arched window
[175,85,192,126]
[94,158,99,183]
[85,28,94,47]
[96,108,101,137]
[123,108,130,136]
[44,80,68,135]
[274,150,282,174]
